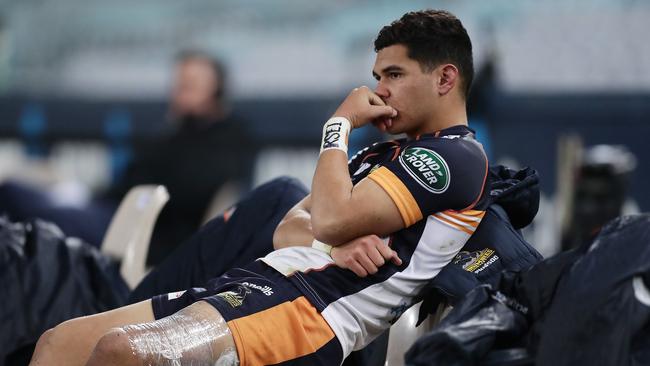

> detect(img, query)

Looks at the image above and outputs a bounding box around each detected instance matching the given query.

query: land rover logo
[399,147,450,193]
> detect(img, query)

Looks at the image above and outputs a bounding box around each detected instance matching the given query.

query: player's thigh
[122,300,237,364]
[31,300,155,366]
[58,299,155,338]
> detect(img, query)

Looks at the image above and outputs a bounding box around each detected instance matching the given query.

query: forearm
[311,87,400,245]
[311,149,356,245]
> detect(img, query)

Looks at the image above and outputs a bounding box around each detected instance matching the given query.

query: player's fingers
[367,91,386,106]
[348,261,368,277]
[375,242,395,260]
[367,105,397,121]
[390,250,403,266]
[357,253,379,275]
[376,245,402,266]
[368,246,386,267]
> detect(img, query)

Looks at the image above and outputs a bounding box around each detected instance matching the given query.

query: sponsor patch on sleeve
[398,147,450,193]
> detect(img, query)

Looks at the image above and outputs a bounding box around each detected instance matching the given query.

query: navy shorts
[152,260,343,366]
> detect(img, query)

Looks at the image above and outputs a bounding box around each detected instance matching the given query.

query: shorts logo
[453,248,499,274]
[216,285,251,308]
[399,147,450,193]
[241,282,274,296]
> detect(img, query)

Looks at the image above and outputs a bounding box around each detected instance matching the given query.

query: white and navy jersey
[262,125,489,358]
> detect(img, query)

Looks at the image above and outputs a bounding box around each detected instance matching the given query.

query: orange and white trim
[432,210,485,235]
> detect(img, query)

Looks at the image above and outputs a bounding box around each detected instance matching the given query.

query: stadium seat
[101,185,169,288]
[385,301,446,366]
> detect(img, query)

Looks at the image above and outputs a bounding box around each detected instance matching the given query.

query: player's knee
[31,327,56,362]
[86,328,139,366]
[31,319,80,364]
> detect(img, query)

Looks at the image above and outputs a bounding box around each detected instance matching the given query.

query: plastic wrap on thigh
[122,302,239,366]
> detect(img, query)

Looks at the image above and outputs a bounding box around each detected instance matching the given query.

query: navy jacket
[417,166,543,324]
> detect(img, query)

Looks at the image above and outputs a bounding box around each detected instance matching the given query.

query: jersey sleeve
[347,145,371,177]
[367,138,488,227]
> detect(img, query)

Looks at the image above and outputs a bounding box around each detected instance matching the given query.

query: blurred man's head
[372,10,473,136]
[170,51,227,124]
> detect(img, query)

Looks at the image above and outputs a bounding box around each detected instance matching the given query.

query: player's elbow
[272,223,288,250]
[312,216,347,246]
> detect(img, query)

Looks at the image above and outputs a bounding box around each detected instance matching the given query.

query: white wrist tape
[311,239,333,255]
[320,117,351,154]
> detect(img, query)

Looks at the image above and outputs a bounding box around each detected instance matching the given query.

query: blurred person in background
[104,50,255,264]
[0,50,255,265]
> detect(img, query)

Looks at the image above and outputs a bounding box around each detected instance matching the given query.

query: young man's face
[171,58,220,119]
[372,44,438,137]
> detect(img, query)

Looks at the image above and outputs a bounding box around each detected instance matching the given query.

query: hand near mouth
[333,86,397,129]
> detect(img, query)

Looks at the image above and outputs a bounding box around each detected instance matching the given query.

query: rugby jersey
[262,125,489,358]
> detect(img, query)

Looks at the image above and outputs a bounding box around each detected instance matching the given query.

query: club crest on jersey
[399,147,450,193]
[453,248,499,273]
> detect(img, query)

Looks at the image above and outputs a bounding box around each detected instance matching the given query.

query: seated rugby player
[30,9,488,366]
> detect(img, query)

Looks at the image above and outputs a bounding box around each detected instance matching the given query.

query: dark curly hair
[375,10,474,99]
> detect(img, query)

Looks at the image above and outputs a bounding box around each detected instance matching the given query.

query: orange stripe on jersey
[433,213,474,235]
[444,212,481,228]
[437,212,480,232]
[368,166,422,227]
[458,209,486,218]
[227,296,335,366]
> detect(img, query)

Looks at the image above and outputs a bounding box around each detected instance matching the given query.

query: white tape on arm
[311,239,333,255]
[320,117,352,155]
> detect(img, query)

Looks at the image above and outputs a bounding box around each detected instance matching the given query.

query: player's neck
[407,104,468,138]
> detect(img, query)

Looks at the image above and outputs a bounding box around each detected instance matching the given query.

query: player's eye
[389,72,402,79]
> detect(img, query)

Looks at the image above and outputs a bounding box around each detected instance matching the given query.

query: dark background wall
[1,94,648,210]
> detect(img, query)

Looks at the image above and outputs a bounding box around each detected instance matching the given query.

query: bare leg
[86,301,238,366]
[30,300,155,366]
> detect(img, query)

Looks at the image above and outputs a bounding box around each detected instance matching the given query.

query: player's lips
[373,106,398,131]
[378,115,397,130]
[387,107,399,124]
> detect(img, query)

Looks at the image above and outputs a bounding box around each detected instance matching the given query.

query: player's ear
[436,64,459,96]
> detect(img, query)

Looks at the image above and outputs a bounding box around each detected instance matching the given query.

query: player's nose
[374,83,390,100]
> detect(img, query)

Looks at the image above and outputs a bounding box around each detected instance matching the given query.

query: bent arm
[311,88,404,245]
[311,152,404,245]
[273,185,403,249]
[273,194,402,277]
[272,195,314,249]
